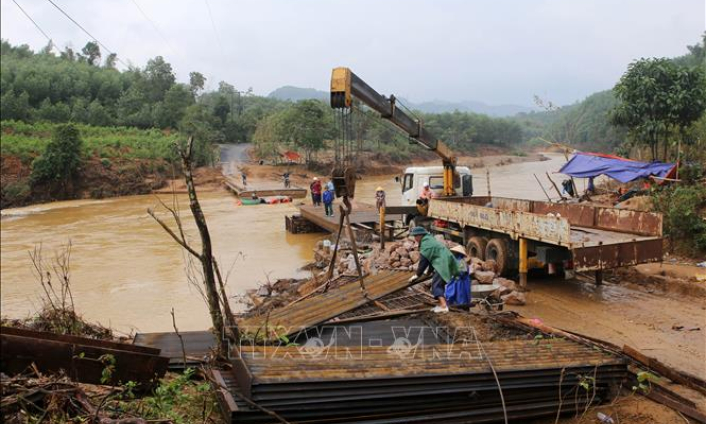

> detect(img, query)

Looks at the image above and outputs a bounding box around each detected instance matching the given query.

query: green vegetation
[611,57,706,161]
[253,99,335,163]
[29,124,83,197]
[519,34,706,159]
[652,182,706,254]
[1,120,179,163]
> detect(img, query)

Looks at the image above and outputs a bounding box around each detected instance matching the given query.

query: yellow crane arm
[330,67,457,196]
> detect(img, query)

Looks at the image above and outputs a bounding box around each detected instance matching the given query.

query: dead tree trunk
[148,136,230,353]
[179,137,225,346]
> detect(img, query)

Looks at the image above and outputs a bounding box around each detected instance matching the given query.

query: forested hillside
[1,34,704,209]
[519,34,706,155]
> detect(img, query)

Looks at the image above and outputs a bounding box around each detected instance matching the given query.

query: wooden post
[519,238,528,290]
[546,172,566,200]
[533,174,552,201]
[379,206,386,249]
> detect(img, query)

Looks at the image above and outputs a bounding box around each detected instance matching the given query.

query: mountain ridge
[267,85,535,117]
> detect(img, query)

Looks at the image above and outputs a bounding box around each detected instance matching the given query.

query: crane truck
[329,67,664,286]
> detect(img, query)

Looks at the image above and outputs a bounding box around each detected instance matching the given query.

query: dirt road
[509,273,706,380]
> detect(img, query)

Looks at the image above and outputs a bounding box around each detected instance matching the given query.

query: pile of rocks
[313,237,527,305]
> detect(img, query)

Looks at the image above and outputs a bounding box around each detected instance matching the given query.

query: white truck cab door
[401,173,416,206]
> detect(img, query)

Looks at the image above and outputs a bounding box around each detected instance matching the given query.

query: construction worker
[445,245,472,306]
[322,185,334,217]
[409,226,458,313]
[241,171,247,187]
[419,182,435,200]
[375,186,386,211]
[310,177,322,206]
[283,171,291,188]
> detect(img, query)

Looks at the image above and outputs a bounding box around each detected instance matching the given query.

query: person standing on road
[241,171,247,187]
[375,186,386,212]
[310,177,322,206]
[323,185,335,217]
[408,227,458,313]
[283,171,291,188]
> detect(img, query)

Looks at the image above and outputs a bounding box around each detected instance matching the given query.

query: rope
[476,338,509,424]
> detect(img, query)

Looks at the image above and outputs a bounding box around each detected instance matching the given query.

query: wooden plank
[224,177,307,198]
[299,204,402,233]
[623,345,706,396]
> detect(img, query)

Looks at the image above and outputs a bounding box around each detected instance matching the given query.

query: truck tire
[466,237,488,260]
[485,238,512,277]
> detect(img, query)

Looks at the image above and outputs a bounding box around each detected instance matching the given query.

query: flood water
[1,152,566,333]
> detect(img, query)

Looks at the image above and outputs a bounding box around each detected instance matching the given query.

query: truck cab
[399,166,473,206]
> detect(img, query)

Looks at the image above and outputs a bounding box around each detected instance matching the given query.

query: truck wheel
[485,238,511,277]
[466,237,488,260]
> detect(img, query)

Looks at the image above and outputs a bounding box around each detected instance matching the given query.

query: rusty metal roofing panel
[292,318,448,347]
[237,271,420,341]
[1,326,168,388]
[134,330,216,369]
[238,339,622,384]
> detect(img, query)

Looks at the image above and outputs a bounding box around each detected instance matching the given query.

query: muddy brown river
[1,153,573,333]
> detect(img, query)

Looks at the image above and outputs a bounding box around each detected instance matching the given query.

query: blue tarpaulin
[558,152,676,183]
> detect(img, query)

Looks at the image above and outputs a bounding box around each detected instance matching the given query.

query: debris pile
[310,237,527,305]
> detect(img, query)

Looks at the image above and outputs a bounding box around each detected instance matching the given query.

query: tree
[282,100,333,164]
[104,53,117,69]
[141,56,176,102]
[148,136,237,353]
[156,84,195,128]
[30,124,84,198]
[611,58,706,161]
[189,71,206,95]
[81,42,101,66]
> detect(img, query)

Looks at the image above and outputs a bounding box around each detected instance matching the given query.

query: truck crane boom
[330,67,458,196]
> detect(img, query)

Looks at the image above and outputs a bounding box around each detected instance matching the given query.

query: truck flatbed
[428,196,663,272]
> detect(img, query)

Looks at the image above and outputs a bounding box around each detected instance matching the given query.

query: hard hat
[376,186,384,191]
[409,226,428,236]
[450,245,467,257]
[313,177,318,181]
[423,182,429,188]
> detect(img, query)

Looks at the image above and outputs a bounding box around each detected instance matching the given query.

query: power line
[129,0,176,56]
[45,0,129,67]
[203,0,224,54]
[12,0,54,46]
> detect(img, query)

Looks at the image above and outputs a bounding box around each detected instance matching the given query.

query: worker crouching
[408,226,459,313]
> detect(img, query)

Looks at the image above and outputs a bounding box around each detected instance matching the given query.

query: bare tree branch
[147,208,202,259]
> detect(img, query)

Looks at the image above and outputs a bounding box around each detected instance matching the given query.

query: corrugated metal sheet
[237,271,421,341]
[133,331,216,370]
[1,326,168,388]
[217,337,626,423]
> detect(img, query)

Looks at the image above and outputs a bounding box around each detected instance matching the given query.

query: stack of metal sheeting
[219,338,627,423]
[237,271,418,341]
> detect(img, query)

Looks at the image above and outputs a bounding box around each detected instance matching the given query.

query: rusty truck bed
[429,196,663,271]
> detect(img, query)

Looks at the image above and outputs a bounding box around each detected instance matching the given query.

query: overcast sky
[2,0,704,106]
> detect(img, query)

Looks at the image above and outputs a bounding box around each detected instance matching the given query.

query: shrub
[652,184,706,254]
[30,124,84,197]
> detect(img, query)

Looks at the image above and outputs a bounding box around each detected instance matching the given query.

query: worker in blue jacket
[322,186,335,217]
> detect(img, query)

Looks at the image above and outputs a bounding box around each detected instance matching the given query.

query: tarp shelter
[558,152,676,183]
[281,151,301,162]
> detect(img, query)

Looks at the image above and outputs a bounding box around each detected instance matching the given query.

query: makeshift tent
[558,152,676,183]
[281,151,301,162]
